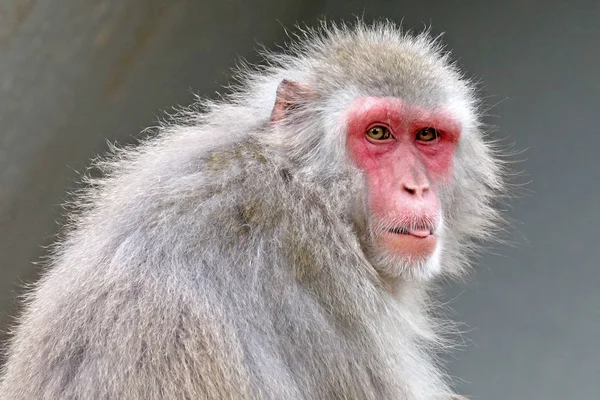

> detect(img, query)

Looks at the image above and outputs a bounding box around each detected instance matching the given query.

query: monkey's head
[263,22,503,283]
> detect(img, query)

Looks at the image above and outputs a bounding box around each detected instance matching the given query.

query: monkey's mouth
[388,226,433,238]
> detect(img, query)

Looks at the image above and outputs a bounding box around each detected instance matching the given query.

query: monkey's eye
[366,125,392,141]
[415,127,440,142]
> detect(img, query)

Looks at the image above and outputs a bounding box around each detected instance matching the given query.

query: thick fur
[1,22,503,399]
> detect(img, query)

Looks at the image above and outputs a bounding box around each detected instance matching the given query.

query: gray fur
[1,21,503,399]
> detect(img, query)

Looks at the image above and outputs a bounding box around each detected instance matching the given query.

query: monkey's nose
[402,183,429,198]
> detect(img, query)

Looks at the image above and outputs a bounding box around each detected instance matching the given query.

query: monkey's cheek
[380,233,438,260]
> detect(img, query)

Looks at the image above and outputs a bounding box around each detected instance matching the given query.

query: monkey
[0,21,505,400]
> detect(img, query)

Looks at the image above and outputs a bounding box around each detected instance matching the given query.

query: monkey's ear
[270,80,312,123]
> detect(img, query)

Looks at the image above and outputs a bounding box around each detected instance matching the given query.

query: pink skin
[345,97,460,259]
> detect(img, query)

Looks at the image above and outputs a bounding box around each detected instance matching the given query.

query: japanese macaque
[1,22,504,399]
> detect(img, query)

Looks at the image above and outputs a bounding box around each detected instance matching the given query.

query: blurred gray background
[1,0,598,398]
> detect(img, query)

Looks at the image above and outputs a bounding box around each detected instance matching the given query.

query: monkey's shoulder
[115,138,293,244]
[62,133,349,285]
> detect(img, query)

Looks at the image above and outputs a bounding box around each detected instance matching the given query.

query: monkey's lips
[388,227,432,238]
[384,227,437,257]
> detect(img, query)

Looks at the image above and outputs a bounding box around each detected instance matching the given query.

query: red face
[346,97,460,263]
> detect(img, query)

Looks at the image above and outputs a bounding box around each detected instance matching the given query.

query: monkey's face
[345,96,460,281]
